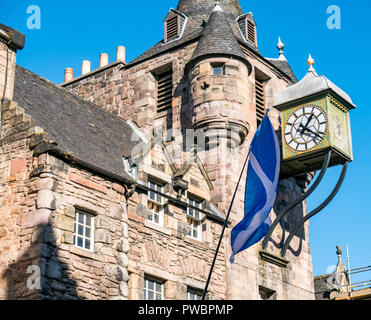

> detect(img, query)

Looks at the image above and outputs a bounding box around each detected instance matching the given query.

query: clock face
[284,105,328,152]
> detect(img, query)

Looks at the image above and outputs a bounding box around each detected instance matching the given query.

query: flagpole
[201,148,251,300]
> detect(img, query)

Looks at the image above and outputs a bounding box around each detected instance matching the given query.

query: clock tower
[275,55,356,178]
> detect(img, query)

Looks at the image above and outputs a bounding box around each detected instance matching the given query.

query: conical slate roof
[126,0,294,82]
[177,0,242,17]
[190,5,246,66]
[177,0,243,40]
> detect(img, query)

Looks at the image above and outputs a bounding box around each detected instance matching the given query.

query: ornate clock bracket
[280,160,348,258]
[261,150,349,261]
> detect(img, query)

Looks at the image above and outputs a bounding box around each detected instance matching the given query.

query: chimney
[100,53,109,68]
[64,68,74,82]
[0,24,25,104]
[82,60,91,75]
[116,46,126,63]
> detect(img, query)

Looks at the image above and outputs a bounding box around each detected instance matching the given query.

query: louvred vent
[255,78,265,122]
[156,72,173,113]
[166,16,179,42]
[247,20,256,44]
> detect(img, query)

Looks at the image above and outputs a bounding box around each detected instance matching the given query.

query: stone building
[314,247,371,301]
[0,0,316,300]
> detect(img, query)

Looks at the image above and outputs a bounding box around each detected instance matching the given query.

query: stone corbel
[172,177,189,199]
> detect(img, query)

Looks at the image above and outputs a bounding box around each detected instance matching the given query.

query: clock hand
[303,127,323,139]
[305,114,314,128]
[300,114,314,134]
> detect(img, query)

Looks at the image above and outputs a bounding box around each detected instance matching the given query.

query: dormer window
[237,13,257,47]
[164,9,187,43]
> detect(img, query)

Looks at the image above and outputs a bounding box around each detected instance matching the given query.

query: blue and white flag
[230,112,281,264]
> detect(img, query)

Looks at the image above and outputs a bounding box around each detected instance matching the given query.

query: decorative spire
[277,37,286,60]
[213,0,223,12]
[307,54,315,72]
[337,245,343,259]
[336,245,346,272]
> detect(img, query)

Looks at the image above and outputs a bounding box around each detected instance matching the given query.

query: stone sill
[184,236,209,250]
[144,220,172,236]
[259,250,289,268]
[69,245,102,262]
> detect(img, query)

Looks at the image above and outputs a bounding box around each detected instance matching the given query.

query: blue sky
[1,0,370,280]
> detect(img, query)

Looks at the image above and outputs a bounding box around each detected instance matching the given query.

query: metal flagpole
[201,148,251,300]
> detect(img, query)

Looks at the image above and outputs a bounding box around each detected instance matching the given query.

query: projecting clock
[284,105,328,153]
[276,95,354,179]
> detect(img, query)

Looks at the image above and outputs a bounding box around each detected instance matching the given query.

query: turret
[186,4,252,149]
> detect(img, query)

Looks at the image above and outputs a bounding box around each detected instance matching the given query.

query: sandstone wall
[61,40,315,300]
[0,101,131,299]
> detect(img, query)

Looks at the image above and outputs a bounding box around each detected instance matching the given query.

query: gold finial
[307,54,315,72]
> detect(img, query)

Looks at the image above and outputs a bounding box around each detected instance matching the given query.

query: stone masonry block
[64,231,74,245]
[95,229,111,244]
[64,206,75,218]
[56,214,74,232]
[96,215,115,232]
[118,253,129,268]
[117,266,129,282]
[36,189,56,210]
[21,209,52,229]
[10,157,27,175]
[118,238,129,253]
[108,203,126,221]
[119,281,129,297]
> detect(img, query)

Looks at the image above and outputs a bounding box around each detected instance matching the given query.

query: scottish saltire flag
[230,112,281,264]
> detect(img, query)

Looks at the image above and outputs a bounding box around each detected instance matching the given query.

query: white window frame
[73,209,95,252]
[147,179,164,226]
[144,277,164,300]
[187,197,202,241]
[187,287,203,300]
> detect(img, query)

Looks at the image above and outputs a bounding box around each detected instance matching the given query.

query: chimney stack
[64,68,74,82]
[82,60,91,75]
[0,24,25,103]
[116,46,126,63]
[100,53,109,68]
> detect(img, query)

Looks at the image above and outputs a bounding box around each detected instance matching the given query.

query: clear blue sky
[1,0,370,279]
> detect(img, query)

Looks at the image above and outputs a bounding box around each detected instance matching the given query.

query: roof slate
[13,65,137,180]
[190,7,246,66]
[126,1,295,84]
[127,0,259,67]
[177,0,243,17]
[266,58,298,84]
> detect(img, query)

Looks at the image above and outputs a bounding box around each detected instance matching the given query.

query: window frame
[147,179,165,226]
[211,63,225,76]
[144,277,165,301]
[187,287,203,300]
[187,196,203,241]
[73,209,95,252]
